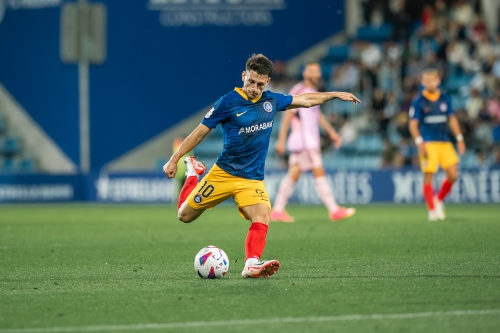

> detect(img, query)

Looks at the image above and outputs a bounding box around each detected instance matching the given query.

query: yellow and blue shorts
[419,142,459,174]
[185,164,271,219]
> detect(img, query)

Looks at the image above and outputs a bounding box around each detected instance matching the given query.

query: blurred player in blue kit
[409,68,466,221]
[163,54,360,278]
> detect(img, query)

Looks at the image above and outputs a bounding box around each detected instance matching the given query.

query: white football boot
[241,259,280,278]
[428,210,438,221]
[184,156,206,177]
[434,197,446,221]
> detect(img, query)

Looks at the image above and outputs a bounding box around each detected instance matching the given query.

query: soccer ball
[194,245,229,279]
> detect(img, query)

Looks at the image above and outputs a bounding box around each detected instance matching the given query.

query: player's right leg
[419,143,440,221]
[271,164,301,222]
[434,163,458,221]
[423,173,438,221]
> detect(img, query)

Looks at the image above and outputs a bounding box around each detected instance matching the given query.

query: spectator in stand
[488,92,500,122]
[477,102,491,122]
[372,87,387,114]
[456,109,474,146]
[359,41,383,69]
[435,34,449,63]
[492,33,500,57]
[381,92,399,137]
[492,146,500,168]
[434,0,449,35]
[493,120,500,143]
[339,114,358,145]
[466,88,484,120]
[451,0,474,27]
[492,56,500,79]
[389,0,411,41]
[381,138,398,168]
[473,117,494,149]
[394,111,411,139]
[471,14,488,42]
[419,5,438,38]
[475,34,494,63]
[446,40,469,71]
[330,60,360,90]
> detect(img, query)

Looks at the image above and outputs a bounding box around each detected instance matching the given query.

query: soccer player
[271,62,356,223]
[409,68,466,221]
[163,54,360,278]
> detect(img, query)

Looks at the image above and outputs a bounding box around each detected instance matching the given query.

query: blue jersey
[409,91,454,142]
[202,88,293,180]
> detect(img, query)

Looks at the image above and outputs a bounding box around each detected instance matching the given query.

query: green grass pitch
[1,204,499,333]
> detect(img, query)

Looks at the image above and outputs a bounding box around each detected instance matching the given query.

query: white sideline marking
[1,309,499,333]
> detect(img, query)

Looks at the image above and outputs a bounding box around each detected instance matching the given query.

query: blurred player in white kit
[271,62,356,222]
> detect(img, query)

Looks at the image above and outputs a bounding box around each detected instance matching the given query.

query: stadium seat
[324,46,350,63]
[2,157,19,173]
[356,23,393,43]
[19,156,35,173]
[4,136,21,156]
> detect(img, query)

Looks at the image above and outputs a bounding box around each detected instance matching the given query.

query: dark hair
[246,54,273,77]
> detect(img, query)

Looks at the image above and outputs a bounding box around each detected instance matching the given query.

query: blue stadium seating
[356,23,393,43]
[2,157,18,173]
[19,157,36,173]
[324,46,350,63]
[4,136,21,156]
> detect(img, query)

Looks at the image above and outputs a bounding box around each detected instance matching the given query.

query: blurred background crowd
[265,0,500,170]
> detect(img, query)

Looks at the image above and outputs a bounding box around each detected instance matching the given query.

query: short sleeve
[446,94,455,115]
[409,96,421,120]
[201,97,229,129]
[269,92,293,111]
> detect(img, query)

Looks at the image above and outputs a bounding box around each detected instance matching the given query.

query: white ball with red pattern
[194,245,229,279]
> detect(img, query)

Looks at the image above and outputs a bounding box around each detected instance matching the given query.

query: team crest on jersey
[263,102,273,113]
[440,103,448,112]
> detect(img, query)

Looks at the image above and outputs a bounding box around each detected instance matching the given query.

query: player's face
[303,63,322,87]
[242,70,270,100]
[421,73,441,92]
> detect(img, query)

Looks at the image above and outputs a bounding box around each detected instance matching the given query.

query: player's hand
[418,143,428,159]
[163,159,178,178]
[275,140,286,156]
[334,92,361,106]
[457,140,466,155]
[330,132,342,149]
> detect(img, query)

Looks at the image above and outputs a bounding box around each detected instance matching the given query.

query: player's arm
[163,124,211,178]
[409,118,428,159]
[275,111,294,156]
[448,115,466,155]
[288,91,360,109]
[319,113,342,148]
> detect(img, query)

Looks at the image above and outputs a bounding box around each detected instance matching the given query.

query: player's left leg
[434,143,460,220]
[234,182,280,278]
[240,204,280,278]
[434,163,458,220]
[311,167,356,222]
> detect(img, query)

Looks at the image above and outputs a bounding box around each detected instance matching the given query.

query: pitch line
[1,309,499,333]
